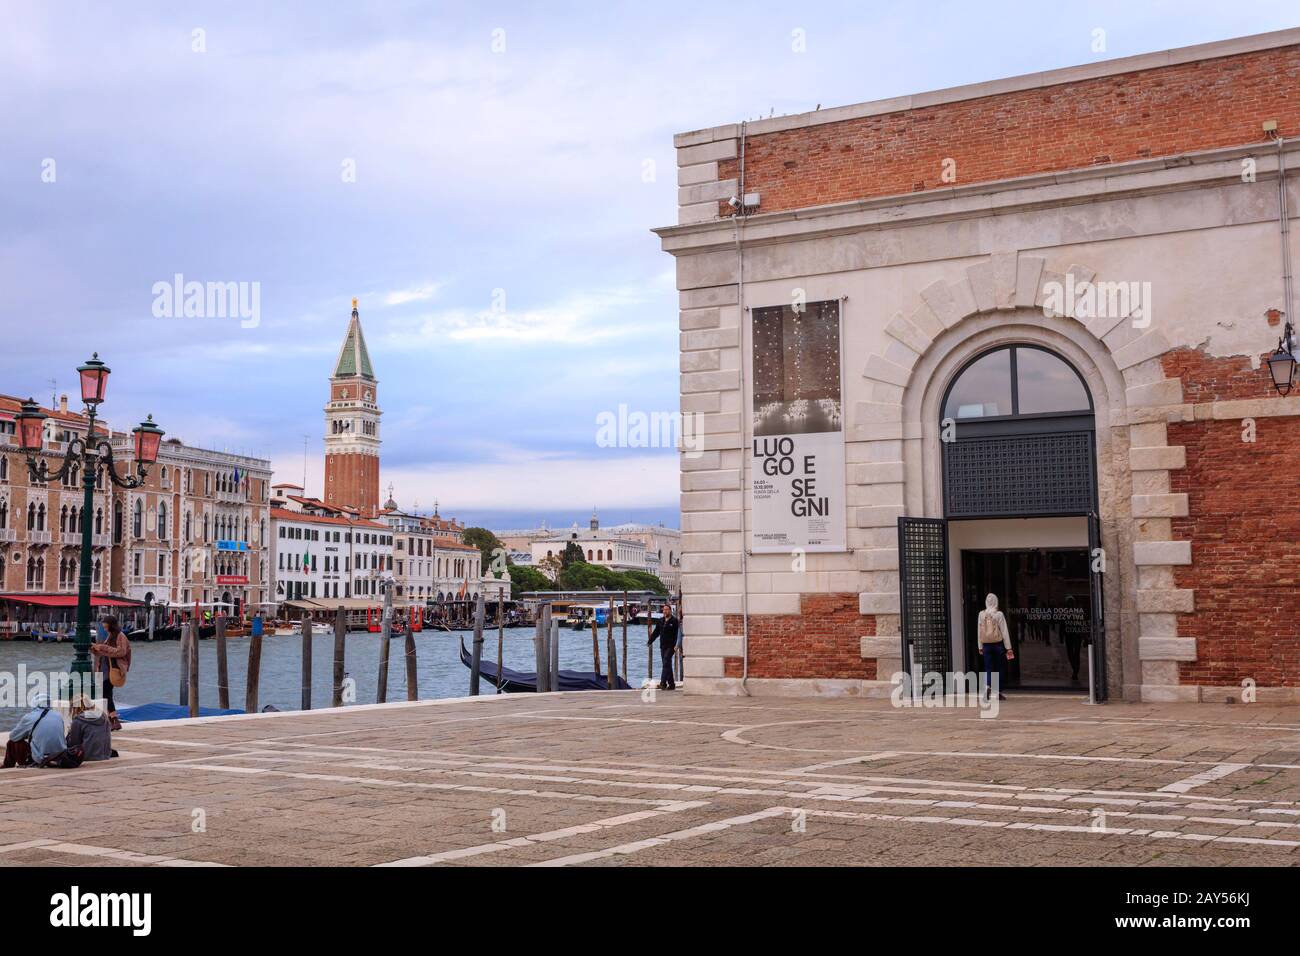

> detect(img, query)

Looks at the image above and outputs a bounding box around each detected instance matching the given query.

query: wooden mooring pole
[178,619,190,707]
[550,615,560,691]
[590,616,601,673]
[187,619,199,719]
[376,583,393,705]
[621,590,628,684]
[215,614,230,710]
[301,612,313,710]
[469,592,485,695]
[245,616,263,714]
[331,606,346,707]
[404,607,418,701]
[496,586,505,694]
[533,610,548,693]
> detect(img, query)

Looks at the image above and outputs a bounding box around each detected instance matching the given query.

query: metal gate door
[897,517,951,679]
[1087,512,1108,701]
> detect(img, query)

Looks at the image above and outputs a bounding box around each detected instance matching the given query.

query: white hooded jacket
[976,593,1012,650]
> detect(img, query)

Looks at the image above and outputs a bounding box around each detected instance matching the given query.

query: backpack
[979,611,1000,644]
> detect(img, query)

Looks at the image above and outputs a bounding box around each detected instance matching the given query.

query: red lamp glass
[77,353,110,406]
[132,415,164,465]
[15,399,47,452]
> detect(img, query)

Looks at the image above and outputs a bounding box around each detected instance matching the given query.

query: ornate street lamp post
[15,353,163,697]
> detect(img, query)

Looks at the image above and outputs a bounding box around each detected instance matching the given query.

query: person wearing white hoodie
[3,692,68,766]
[977,593,1015,701]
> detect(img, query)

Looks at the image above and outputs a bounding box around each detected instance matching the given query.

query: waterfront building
[377,496,484,604]
[0,393,272,628]
[529,513,649,579]
[500,512,680,587]
[0,394,122,633]
[654,28,1300,701]
[270,494,392,604]
[603,522,681,589]
[115,436,272,616]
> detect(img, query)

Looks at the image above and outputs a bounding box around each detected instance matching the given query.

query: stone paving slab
[3,691,1300,866]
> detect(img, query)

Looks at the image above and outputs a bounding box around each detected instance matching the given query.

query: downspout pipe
[1275,134,1295,335]
[735,121,751,697]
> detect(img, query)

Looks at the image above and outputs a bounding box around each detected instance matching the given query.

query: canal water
[0,626,660,733]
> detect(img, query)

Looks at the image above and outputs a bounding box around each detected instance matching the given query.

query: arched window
[0,499,7,529]
[95,507,103,534]
[59,505,68,533]
[132,499,143,538]
[942,345,1091,422]
[36,503,45,531]
[113,500,123,542]
[0,455,7,480]
[158,501,168,540]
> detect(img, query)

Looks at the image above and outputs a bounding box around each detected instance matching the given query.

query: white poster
[749,300,847,553]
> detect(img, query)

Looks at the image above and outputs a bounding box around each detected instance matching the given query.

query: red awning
[0,593,143,608]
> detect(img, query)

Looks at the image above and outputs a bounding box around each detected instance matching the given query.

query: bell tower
[324,298,381,515]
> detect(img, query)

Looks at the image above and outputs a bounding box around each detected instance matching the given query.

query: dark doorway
[961,548,1092,690]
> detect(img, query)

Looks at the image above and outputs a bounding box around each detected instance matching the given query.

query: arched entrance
[900,342,1106,697]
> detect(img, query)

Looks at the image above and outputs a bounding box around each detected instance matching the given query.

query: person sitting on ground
[67,694,117,761]
[3,692,68,768]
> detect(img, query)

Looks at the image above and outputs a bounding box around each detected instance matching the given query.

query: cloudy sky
[2,1,1294,529]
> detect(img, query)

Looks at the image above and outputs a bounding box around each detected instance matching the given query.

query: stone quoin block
[680,469,741,492]
[1133,540,1192,565]
[677,161,719,186]
[679,285,738,310]
[1136,589,1195,614]
[681,327,740,351]
[1131,493,1189,518]
[679,201,719,225]
[676,138,737,167]
[1139,636,1198,661]
[859,591,900,615]
[1126,378,1184,408]
[680,307,721,331]
[1130,445,1186,471]
[860,636,900,659]
[678,178,738,206]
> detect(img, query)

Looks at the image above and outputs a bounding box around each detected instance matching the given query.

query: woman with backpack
[90,615,131,731]
[977,593,1014,701]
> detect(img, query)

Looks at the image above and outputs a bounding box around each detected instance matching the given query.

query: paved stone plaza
[3,691,1300,866]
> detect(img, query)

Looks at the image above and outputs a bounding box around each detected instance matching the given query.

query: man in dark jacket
[648,603,680,691]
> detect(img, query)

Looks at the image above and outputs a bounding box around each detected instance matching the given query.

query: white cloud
[382,283,442,306]
[382,285,659,346]
[383,452,678,512]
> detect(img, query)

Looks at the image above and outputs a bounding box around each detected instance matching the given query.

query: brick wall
[324,452,379,516]
[716,45,1300,215]
[1161,346,1280,403]
[721,592,876,680]
[1170,416,1300,687]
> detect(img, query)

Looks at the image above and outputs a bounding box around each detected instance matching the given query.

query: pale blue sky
[2,1,1295,528]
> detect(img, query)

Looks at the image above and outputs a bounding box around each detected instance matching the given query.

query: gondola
[458,637,632,692]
